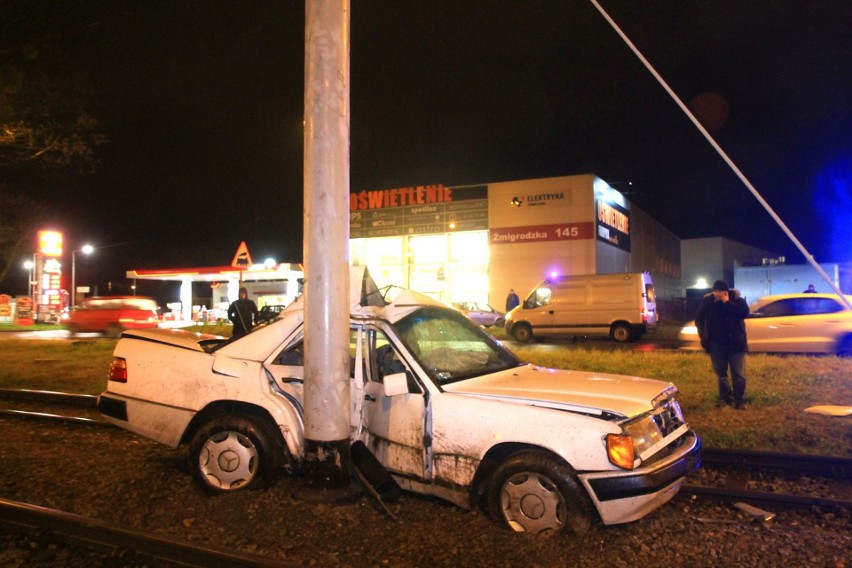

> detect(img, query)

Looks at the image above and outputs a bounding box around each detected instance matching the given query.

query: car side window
[374,337,406,381]
[754,299,795,317]
[273,340,304,366]
[803,298,843,315]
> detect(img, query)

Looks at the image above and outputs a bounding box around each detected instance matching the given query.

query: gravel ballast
[0,417,849,567]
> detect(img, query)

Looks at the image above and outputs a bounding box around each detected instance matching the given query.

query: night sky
[3,1,851,298]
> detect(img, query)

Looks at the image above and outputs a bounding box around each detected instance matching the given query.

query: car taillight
[109,357,128,382]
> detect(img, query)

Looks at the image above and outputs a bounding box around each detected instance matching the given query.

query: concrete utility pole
[302,0,353,497]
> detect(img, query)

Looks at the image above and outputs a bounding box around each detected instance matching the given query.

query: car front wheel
[488,450,593,536]
[511,323,533,343]
[189,415,283,492]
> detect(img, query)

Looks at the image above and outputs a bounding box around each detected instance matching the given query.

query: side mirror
[383,371,412,397]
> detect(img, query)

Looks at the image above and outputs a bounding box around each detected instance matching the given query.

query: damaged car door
[357,326,430,481]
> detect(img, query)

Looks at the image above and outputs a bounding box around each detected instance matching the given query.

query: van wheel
[189,415,284,492]
[488,450,593,535]
[511,323,533,343]
[611,323,632,343]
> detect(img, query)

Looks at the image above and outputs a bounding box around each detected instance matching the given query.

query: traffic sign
[231,241,253,268]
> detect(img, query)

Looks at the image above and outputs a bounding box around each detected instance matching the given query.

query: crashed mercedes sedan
[98,269,701,536]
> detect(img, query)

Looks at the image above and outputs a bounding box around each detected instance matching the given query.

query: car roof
[750,293,852,309]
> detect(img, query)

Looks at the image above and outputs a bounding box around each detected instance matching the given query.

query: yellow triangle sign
[231,241,253,268]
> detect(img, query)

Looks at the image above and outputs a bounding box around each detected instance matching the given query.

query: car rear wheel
[189,415,283,492]
[488,450,593,536]
[511,323,533,343]
[611,323,632,343]
[837,335,852,357]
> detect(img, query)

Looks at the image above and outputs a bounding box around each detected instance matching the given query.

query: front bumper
[579,432,702,525]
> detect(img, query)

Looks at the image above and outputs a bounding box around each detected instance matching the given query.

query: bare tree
[0,184,52,284]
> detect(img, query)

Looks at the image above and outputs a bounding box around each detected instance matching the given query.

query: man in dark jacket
[505,289,520,312]
[228,287,258,339]
[695,279,750,409]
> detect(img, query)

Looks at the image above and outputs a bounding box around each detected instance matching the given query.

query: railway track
[678,446,852,513]
[0,498,294,567]
[0,387,107,425]
[1,387,849,563]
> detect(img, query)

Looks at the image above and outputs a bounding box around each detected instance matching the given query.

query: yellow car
[679,293,852,356]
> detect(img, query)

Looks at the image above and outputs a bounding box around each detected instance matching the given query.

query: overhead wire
[589,0,850,308]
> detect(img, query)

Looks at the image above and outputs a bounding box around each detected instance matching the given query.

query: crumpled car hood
[442,364,674,419]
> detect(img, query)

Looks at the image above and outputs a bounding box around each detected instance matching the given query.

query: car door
[784,297,847,353]
[748,297,840,353]
[357,327,430,480]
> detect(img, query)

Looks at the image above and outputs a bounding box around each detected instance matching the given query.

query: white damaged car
[98,268,701,536]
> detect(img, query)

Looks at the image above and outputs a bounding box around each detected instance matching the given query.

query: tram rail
[0,498,293,568]
[2,387,851,513]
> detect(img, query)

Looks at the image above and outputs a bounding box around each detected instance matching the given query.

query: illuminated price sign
[38,230,63,257]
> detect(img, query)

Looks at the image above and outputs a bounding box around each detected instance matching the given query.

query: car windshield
[392,306,523,385]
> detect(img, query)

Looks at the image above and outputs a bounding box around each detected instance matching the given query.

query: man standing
[696,279,750,409]
[228,287,258,339]
[505,288,520,312]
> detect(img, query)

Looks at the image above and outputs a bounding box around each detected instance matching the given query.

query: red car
[64,296,159,337]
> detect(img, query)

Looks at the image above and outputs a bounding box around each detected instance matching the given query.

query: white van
[505,272,657,343]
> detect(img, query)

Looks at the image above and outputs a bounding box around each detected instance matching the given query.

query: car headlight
[680,324,698,337]
[625,415,664,456]
[606,414,664,470]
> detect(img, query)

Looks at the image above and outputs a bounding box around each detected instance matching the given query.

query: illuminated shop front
[349,185,490,304]
[349,174,681,310]
[126,262,303,322]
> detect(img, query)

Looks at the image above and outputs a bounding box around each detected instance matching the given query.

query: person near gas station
[228,287,258,338]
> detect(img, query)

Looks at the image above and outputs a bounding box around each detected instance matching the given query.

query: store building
[349,173,682,315]
[125,174,681,321]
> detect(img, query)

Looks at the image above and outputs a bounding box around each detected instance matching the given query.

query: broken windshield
[392,306,523,385]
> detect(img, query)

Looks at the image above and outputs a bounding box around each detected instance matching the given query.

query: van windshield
[392,306,523,385]
[523,286,551,309]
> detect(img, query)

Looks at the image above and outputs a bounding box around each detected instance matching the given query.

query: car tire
[611,323,632,343]
[66,324,80,336]
[189,415,284,493]
[105,324,123,338]
[488,450,593,535]
[511,323,534,343]
[837,336,852,357]
[495,318,506,328]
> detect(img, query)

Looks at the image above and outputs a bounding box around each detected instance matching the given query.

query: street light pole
[71,244,94,307]
[23,260,34,298]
